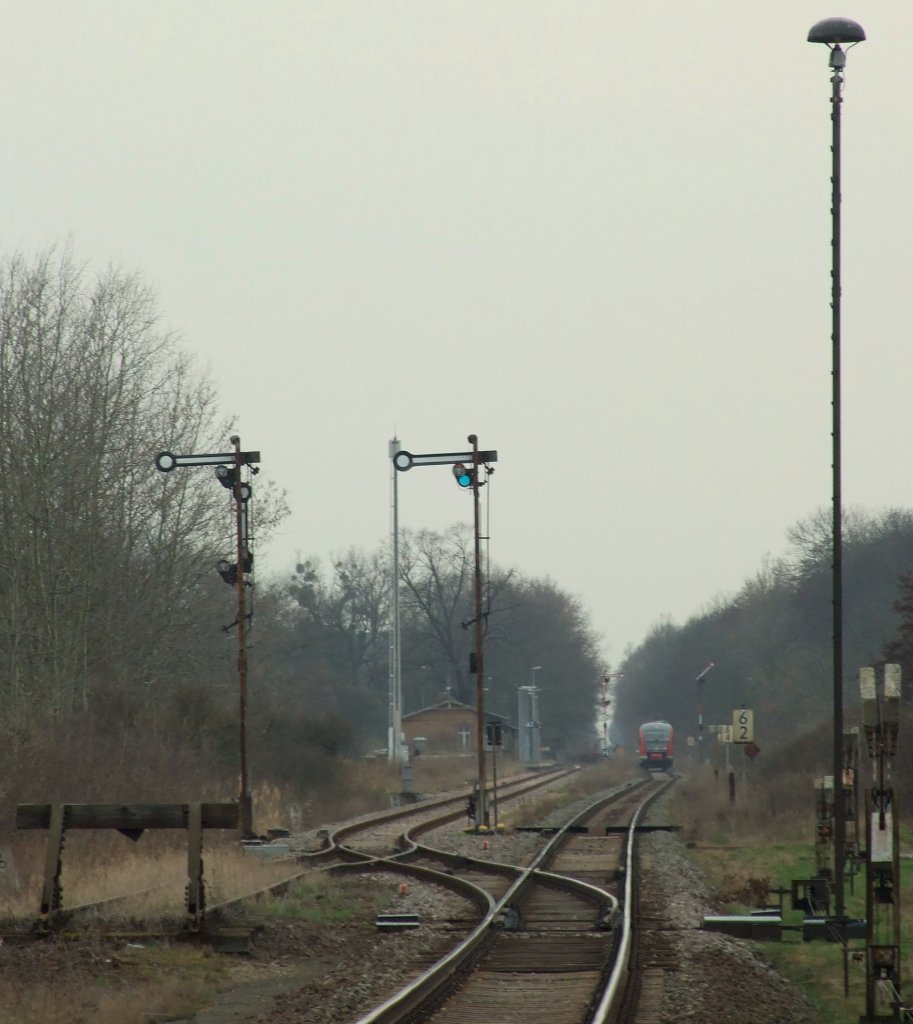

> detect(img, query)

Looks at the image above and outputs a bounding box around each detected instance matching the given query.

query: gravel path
[641,789,827,1024]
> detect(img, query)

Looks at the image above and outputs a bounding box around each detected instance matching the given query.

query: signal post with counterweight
[393,435,498,830]
[155,436,259,839]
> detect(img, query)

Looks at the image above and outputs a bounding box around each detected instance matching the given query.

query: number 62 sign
[732,708,754,743]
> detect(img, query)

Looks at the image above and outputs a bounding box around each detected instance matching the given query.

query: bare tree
[399,525,476,702]
[0,247,285,735]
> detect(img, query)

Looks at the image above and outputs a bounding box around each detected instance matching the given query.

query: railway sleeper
[376,912,421,931]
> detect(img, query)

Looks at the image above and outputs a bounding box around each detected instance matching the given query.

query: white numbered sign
[718,725,734,743]
[732,708,754,743]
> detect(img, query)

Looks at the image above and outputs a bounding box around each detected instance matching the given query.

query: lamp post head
[808,17,865,68]
[807,17,865,44]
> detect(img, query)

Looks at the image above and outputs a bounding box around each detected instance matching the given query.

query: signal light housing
[217,559,238,586]
[453,463,474,488]
[215,465,252,501]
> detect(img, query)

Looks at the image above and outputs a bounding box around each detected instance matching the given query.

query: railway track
[341,773,675,1024]
[8,764,679,1023]
[308,765,576,862]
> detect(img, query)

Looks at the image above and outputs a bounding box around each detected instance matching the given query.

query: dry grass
[669,765,812,846]
[0,759,549,923]
[677,765,913,1024]
[0,828,304,924]
[0,939,224,1024]
[263,757,478,830]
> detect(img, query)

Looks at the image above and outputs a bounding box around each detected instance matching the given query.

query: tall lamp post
[807,15,865,923]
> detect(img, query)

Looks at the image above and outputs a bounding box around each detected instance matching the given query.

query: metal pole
[603,706,609,758]
[231,435,253,838]
[531,683,541,762]
[469,434,488,827]
[490,734,499,826]
[530,666,542,763]
[695,662,714,765]
[829,48,846,921]
[599,671,622,758]
[808,13,866,926]
[388,438,404,763]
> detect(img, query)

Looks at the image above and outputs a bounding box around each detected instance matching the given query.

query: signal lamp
[215,465,252,501]
[452,463,473,488]
[216,559,238,586]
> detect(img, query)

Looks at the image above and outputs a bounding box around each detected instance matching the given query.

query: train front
[638,720,674,772]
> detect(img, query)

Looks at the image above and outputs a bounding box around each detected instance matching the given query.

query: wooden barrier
[17,802,240,932]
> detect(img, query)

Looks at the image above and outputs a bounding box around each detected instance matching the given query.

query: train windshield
[642,725,671,748]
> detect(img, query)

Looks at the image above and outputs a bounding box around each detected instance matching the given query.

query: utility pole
[388,437,405,764]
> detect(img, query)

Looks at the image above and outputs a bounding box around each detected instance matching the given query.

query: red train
[638,721,674,772]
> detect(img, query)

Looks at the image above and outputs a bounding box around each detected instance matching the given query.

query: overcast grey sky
[5,2,912,663]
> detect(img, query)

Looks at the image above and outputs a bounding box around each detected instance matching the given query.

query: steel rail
[591,775,675,1023]
[303,766,575,862]
[349,776,661,1024]
[203,766,576,921]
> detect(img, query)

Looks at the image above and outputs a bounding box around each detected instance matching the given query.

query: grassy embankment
[675,768,912,1024]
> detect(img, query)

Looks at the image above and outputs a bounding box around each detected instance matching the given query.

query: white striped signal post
[155,437,260,839]
[694,661,715,762]
[392,436,498,830]
[392,448,498,472]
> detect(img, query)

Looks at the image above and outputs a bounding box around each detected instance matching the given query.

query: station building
[402,697,516,756]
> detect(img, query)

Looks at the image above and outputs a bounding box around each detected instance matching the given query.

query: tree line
[612,507,913,755]
[0,248,604,820]
[251,526,604,761]
[9,245,913,817]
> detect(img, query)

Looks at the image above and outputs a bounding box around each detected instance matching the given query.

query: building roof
[403,699,515,728]
[403,698,474,719]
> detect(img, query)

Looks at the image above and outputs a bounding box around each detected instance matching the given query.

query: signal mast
[599,671,623,757]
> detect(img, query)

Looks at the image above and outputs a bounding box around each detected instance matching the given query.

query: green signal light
[452,463,473,488]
